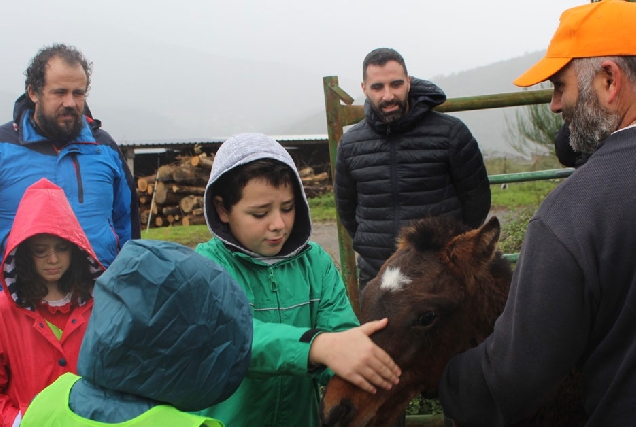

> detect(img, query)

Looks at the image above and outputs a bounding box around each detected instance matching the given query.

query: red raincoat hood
[1,178,103,295]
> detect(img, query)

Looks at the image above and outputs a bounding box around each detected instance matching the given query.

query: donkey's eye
[415,311,437,327]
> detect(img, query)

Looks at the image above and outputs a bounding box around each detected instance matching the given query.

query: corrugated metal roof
[269,134,329,141]
[119,134,329,148]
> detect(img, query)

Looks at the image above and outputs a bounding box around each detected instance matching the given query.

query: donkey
[321,216,584,427]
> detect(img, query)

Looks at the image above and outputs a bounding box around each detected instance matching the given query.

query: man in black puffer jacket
[335,48,491,289]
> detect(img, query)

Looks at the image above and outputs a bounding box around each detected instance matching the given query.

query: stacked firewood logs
[137,154,211,228]
[297,167,332,199]
[137,156,332,228]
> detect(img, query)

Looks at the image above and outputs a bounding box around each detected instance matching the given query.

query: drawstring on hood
[203,133,312,258]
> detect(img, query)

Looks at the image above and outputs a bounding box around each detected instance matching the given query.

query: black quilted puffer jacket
[335,77,491,287]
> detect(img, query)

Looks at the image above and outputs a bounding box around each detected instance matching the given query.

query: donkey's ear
[442,217,501,267]
[473,217,501,263]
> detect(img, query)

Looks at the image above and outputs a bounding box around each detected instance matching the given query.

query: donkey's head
[322,216,512,427]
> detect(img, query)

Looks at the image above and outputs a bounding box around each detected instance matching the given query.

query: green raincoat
[196,133,359,426]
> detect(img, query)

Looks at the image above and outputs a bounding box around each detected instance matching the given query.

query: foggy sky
[2,0,584,85]
[0,0,584,148]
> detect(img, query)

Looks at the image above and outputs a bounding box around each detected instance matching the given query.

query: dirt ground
[310,221,340,259]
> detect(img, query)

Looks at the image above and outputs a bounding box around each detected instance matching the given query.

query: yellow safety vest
[21,373,224,427]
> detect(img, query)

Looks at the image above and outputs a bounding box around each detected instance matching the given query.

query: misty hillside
[433,51,546,156]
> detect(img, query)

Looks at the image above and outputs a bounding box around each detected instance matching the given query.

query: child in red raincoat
[0,178,103,427]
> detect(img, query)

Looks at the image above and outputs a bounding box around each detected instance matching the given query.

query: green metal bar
[503,253,520,263]
[489,168,574,184]
[323,76,361,319]
[489,168,574,262]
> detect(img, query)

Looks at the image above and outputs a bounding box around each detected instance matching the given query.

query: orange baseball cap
[514,0,636,87]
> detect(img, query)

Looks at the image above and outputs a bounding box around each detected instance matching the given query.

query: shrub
[499,207,536,254]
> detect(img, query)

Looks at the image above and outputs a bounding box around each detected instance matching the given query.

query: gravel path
[310,221,340,259]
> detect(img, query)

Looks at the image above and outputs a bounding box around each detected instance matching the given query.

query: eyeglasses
[30,243,71,259]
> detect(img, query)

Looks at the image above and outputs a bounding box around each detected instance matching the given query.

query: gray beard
[568,86,621,154]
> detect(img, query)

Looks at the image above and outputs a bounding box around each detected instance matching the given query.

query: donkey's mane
[401,216,472,253]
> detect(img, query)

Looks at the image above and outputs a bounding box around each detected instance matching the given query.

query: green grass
[498,207,536,255]
[487,153,564,209]
[307,192,337,222]
[141,224,210,248]
[491,179,561,210]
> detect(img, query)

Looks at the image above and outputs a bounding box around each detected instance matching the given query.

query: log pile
[298,167,332,199]
[138,156,332,228]
[138,153,212,228]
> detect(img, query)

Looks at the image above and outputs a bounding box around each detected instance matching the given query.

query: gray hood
[204,133,312,258]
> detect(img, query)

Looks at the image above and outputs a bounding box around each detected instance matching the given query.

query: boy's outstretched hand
[308,318,401,394]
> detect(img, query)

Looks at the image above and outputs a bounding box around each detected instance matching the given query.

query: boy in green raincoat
[195,133,401,426]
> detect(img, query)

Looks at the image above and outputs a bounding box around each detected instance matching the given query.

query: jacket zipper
[268,267,283,426]
[71,153,84,203]
[388,127,400,236]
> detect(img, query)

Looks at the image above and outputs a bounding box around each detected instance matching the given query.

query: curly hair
[14,240,95,309]
[24,43,92,96]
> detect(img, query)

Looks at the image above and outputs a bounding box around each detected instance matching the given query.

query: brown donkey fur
[321,216,584,427]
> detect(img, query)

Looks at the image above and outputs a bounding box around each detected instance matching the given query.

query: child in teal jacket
[21,240,253,426]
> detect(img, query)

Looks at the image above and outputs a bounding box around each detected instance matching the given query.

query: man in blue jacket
[0,43,139,267]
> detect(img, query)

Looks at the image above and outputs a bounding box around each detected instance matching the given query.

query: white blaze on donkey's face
[379,266,412,292]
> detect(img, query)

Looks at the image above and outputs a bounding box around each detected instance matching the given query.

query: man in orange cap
[437,1,636,425]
